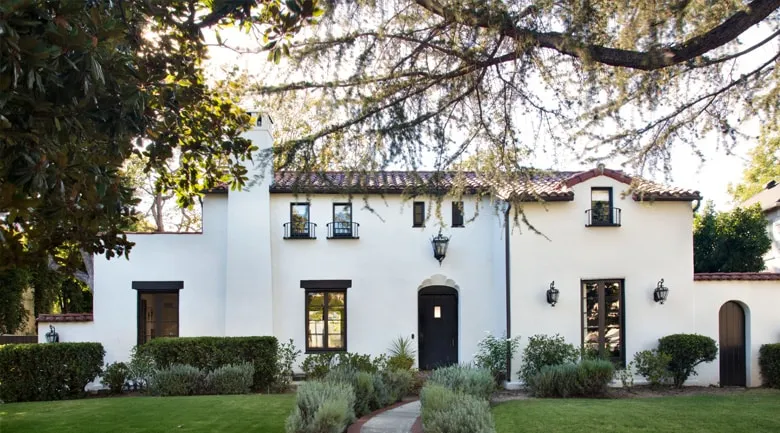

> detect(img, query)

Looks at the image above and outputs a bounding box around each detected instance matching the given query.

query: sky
[202,17,775,211]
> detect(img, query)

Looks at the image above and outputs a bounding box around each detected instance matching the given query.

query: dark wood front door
[418,287,458,370]
[719,301,746,387]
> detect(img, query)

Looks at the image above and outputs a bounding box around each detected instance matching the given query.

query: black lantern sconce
[431,230,450,265]
[45,325,59,343]
[653,279,669,304]
[546,281,559,307]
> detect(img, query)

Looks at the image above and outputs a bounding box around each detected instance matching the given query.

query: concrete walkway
[360,400,421,433]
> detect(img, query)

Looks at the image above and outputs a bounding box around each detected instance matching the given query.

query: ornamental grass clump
[285,380,356,433]
[428,364,495,400]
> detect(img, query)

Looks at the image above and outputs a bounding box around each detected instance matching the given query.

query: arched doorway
[418,286,458,370]
[719,301,746,387]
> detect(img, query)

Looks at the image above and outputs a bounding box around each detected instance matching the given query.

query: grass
[492,389,780,433]
[0,393,296,433]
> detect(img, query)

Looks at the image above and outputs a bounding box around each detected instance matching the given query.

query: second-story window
[291,203,311,237]
[413,202,425,227]
[332,203,352,237]
[452,201,464,227]
[590,188,613,225]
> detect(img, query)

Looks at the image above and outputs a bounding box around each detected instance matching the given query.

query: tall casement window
[290,203,311,237]
[332,203,352,237]
[582,280,625,365]
[413,202,425,227]
[133,281,182,345]
[590,188,613,225]
[306,290,347,352]
[452,201,464,227]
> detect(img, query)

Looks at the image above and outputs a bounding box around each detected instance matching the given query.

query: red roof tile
[694,273,780,281]
[37,313,94,322]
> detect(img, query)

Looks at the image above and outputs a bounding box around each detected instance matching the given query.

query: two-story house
[744,180,780,272]
[39,114,780,388]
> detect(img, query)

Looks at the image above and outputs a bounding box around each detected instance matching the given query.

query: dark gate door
[418,287,458,370]
[719,301,746,387]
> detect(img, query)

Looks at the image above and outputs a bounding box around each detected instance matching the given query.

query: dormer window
[587,188,621,227]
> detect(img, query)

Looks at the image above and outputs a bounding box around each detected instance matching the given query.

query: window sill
[412,225,425,228]
[327,236,359,240]
[452,225,464,228]
[305,348,347,354]
[585,223,621,228]
[283,236,317,240]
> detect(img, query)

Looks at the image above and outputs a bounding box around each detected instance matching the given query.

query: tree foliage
[693,201,772,272]
[730,133,780,203]
[0,268,30,334]
[0,0,321,269]
[245,0,780,193]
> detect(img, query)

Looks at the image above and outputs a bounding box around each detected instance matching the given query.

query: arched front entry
[418,286,458,370]
[719,301,746,387]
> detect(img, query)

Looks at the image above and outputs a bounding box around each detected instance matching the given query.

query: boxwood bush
[136,336,277,390]
[420,384,496,433]
[759,343,780,388]
[0,342,104,402]
[657,334,717,387]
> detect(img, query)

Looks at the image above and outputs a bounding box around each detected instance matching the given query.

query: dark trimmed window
[452,201,464,227]
[290,203,311,237]
[413,202,425,227]
[138,291,179,345]
[306,290,346,352]
[332,203,353,237]
[590,188,613,225]
[582,279,624,366]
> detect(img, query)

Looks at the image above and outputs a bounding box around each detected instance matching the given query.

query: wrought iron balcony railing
[327,222,360,239]
[585,207,621,227]
[284,222,317,239]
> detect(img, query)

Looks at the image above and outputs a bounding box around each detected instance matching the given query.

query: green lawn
[0,393,296,433]
[493,389,780,433]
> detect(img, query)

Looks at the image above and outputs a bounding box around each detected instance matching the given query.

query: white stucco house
[743,180,780,273]
[38,115,780,387]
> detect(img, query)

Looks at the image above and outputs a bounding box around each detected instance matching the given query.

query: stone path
[360,400,421,433]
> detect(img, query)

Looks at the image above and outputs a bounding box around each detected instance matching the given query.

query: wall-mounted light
[431,230,450,265]
[546,281,559,307]
[45,325,59,343]
[653,279,669,304]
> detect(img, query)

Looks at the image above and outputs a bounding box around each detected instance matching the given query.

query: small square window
[413,202,425,227]
[434,306,441,318]
[452,201,464,227]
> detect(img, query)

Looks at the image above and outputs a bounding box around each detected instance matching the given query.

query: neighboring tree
[243,0,780,194]
[0,0,321,270]
[729,132,780,203]
[694,201,772,272]
[0,268,29,334]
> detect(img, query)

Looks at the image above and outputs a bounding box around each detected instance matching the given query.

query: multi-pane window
[306,291,346,352]
[290,203,310,237]
[582,280,624,365]
[413,202,425,227]
[138,292,179,345]
[332,203,352,237]
[590,188,613,225]
[452,201,464,227]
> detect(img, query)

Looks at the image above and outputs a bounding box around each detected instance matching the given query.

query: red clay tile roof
[694,273,780,281]
[265,169,701,201]
[37,313,94,322]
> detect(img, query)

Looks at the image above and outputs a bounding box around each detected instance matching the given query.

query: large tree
[246,0,780,190]
[730,132,780,203]
[694,201,772,273]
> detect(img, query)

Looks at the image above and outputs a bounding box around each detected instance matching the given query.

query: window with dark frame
[332,203,352,237]
[138,291,179,345]
[306,290,347,352]
[290,203,311,237]
[452,201,464,227]
[582,279,625,366]
[413,201,425,227]
[590,188,613,225]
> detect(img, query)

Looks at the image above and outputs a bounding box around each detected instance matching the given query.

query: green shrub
[428,365,495,400]
[518,334,579,385]
[285,380,356,433]
[302,353,337,379]
[371,372,392,409]
[657,334,717,387]
[205,362,254,395]
[473,332,521,385]
[633,349,673,388]
[148,364,204,396]
[759,343,780,388]
[387,336,416,371]
[383,368,415,403]
[274,339,301,392]
[420,384,496,433]
[615,361,635,390]
[302,352,386,380]
[0,342,104,402]
[128,346,156,390]
[136,336,278,390]
[325,366,375,417]
[337,352,385,373]
[103,362,129,394]
[529,360,613,398]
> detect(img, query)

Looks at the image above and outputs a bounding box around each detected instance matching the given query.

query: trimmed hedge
[657,334,717,387]
[0,342,104,402]
[136,336,278,390]
[759,343,780,388]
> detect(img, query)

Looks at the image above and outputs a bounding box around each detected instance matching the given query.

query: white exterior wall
[37,322,96,344]
[508,175,696,381]
[693,280,780,387]
[269,195,506,367]
[765,208,780,272]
